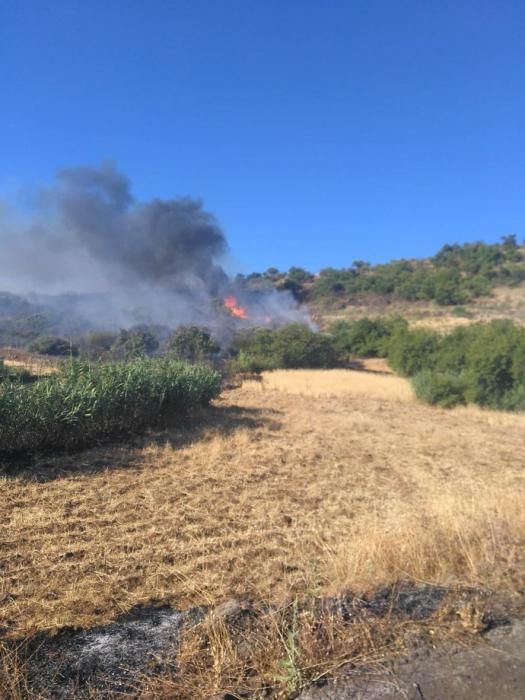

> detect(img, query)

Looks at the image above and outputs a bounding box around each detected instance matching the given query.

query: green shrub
[29,335,77,357]
[0,313,52,347]
[500,384,525,411]
[243,239,524,306]
[433,277,467,306]
[79,331,119,360]
[167,326,220,363]
[274,324,338,368]
[110,328,159,359]
[227,350,278,374]
[330,317,407,358]
[231,324,339,372]
[412,370,468,408]
[387,329,440,376]
[398,320,525,410]
[0,358,221,456]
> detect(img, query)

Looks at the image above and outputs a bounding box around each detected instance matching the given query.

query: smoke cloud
[0,162,311,335]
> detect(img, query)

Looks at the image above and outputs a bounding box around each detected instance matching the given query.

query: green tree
[387,328,440,376]
[110,328,159,359]
[29,335,77,357]
[330,318,406,358]
[274,324,338,368]
[167,326,220,363]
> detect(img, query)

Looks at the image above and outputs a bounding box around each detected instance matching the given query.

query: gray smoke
[43,162,229,294]
[0,163,311,335]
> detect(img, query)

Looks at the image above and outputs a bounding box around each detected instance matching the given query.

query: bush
[79,331,119,360]
[500,384,525,411]
[274,324,338,368]
[245,239,524,306]
[387,329,440,376]
[230,324,339,372]
[110,328,159,359]
[29,335,77,357]
[167,326,220,363]
[330,317,407,358]
[412,370,468,408]
[397,320,525,410]
[228,350,278,374]
[0,358,222,456]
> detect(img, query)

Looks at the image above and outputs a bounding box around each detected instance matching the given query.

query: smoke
[0,162,311,336]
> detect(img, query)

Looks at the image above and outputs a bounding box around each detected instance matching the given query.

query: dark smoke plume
[0,162,311,335]
[54,163,229,294]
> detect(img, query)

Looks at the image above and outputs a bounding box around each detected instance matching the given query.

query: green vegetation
[0,358,221,456]
[29,335,78,357]
[167,325,220,363]
[0,360,35,384]
[109,327,159,359]
[0,313,51,347]
[230,324,338,372]
[229,316,525,412]
[78,331,119,360]
[387,328,441,377]
[387,320,525,409]
[330,317,407,358]
[240,238,525,306]
[411,370,469,408]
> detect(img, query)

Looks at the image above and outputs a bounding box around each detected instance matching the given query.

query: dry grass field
[0,348,60,376]
[317,283,525,332]
[244,367,412,400]
[1,368,525,696]
[2,370,524,635]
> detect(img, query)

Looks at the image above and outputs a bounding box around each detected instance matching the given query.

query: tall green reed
[0,358,221,455]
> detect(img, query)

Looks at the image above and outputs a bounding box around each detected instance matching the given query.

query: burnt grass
[2,582,512,699]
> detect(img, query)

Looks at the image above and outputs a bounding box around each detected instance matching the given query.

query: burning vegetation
[223,295,248,320]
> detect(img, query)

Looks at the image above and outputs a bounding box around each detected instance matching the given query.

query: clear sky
[1,0,524,273]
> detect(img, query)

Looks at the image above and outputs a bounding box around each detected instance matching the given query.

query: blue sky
[1,0,524,273]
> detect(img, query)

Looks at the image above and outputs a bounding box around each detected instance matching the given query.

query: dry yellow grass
[2,358,57,376]
[409,316,473,332]
[316,283,525,332]
[245,368,413,401]
[0,348,59,376]
[1,369,524,643]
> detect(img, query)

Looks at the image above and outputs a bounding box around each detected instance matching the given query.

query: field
[2,368,524,697]
[316,283,525,332]
[0,348,60,376]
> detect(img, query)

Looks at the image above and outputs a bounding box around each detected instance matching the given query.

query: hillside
[1,239,525,348]
[238,238,525,329]
[316,283,525,332]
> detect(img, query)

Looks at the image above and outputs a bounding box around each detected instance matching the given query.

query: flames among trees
[224,295,248,320]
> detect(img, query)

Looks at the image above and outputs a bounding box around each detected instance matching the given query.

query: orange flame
[224,295,248,320]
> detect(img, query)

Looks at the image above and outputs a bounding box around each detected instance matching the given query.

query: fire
[224,295,248,320]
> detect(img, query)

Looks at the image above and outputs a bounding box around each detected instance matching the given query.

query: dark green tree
[167,326,220,363]
[29,335,77,357]
[110,328,159,359]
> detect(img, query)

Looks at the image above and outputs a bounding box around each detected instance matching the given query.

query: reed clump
[0,358,221,455]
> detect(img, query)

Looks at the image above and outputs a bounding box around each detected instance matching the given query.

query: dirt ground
[299,620,525,700]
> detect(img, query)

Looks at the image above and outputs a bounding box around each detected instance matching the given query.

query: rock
[208,598,245,624]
